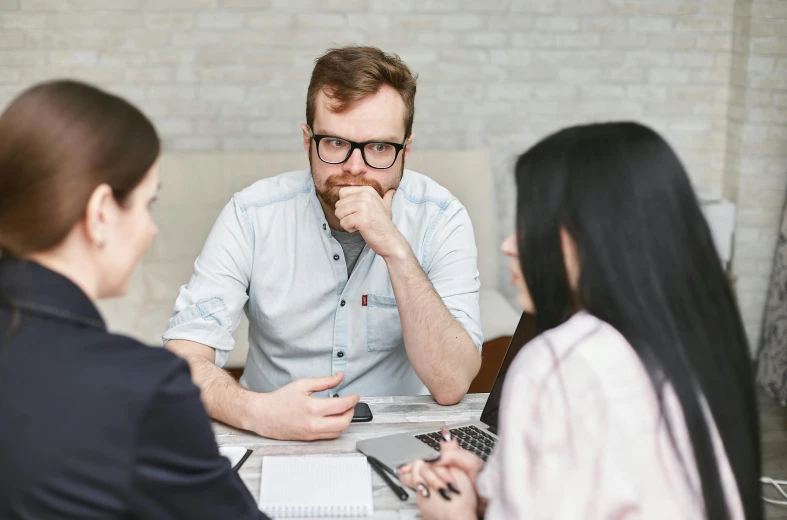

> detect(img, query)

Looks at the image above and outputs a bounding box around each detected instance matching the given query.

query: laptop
[356,312,535,473]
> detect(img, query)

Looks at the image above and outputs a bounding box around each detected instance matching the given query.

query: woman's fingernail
[438,488,452,501]
[417,484,430,497]
[447,483,461,494]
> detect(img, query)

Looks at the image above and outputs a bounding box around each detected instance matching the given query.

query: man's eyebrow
[314,130,402,143]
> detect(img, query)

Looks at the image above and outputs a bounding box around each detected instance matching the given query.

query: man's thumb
[303,372,344,393]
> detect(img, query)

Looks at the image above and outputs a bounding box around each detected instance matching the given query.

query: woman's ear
[560,228,581,290]
[83,184,116,249]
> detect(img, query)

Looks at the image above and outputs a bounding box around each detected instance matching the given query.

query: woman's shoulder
[512,312,625,370]
[81,327,180,358]
[504,312,635,400]
[75,329,191,395]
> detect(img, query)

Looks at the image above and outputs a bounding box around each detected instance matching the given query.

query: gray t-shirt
[331,229,367,277]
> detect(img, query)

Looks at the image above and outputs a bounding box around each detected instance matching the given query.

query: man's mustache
[324,175,384,197]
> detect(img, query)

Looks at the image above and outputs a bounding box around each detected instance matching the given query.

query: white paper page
[219,446,248,469]
[258,455,373,518]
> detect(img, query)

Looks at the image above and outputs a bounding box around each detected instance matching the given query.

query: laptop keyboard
[414,425,496,461]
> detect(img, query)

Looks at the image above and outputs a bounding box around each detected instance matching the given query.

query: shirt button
[340,300,346,307]
[332,393,339,398]
[337,351,344,358]
[333,254,340,261]
[323,223,327,230]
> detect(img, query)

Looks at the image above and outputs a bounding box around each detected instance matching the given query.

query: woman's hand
[399,440,486,493]
[401,466,477,520]
[398,440,486,520]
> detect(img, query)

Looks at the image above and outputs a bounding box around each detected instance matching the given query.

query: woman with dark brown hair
[0,80,268,520]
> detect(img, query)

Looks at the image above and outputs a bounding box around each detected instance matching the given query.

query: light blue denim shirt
[162,169,482,398]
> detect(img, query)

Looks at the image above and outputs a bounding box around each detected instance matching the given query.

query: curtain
[757,212,787,406]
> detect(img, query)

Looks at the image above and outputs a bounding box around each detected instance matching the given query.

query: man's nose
[343,148,366,176]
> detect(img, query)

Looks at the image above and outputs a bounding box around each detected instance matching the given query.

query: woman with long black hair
[399,122,761,520]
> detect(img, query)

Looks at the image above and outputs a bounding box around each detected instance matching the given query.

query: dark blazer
[0,259,268,520]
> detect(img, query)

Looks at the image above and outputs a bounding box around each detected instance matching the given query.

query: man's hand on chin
[334,186,410,260]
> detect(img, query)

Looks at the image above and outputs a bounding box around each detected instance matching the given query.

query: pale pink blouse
[476,312,744,519]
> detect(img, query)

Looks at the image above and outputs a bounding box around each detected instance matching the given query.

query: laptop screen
[479,312,537,433]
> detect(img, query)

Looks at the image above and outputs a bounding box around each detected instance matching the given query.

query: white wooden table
[213,393,488,519]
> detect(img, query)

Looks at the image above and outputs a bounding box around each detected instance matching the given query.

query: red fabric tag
[362,295,367,306]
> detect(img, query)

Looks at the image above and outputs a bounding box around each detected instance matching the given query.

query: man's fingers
[318,406,356,431]
[338,185,377,199]
[308,428,345,441]
[339,215,359,233]
[383,189,395,210]
[299,372,344,393]
[334,200,362,220]
[301,406,355,440]
[319,393,360,416]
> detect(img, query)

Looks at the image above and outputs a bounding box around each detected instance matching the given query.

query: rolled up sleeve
[423,200,483,351]
[162,196,253,368]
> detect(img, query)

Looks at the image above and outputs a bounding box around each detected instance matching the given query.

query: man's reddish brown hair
[306,45,418,138]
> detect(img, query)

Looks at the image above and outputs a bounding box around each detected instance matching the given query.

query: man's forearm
[166,340,257,432]
[384,248,481,405]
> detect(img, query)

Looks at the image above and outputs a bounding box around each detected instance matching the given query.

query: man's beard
[309,149,404,210]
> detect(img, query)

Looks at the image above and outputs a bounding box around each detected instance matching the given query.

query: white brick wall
[725,0,787,354]
[0,0,784,351]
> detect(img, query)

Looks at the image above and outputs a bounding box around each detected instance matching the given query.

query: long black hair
[515,122,761,520]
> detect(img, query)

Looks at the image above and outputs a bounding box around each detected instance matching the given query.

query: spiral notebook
[258,455,373,518]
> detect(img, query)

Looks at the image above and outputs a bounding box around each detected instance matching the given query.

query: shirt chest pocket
[365,294,404,352]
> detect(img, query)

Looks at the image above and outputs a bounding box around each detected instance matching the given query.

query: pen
[366,456,409,501]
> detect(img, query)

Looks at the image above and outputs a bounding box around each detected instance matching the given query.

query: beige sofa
[96,149,521,369]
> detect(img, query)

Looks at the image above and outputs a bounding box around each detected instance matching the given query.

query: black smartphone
[352,402,373,422]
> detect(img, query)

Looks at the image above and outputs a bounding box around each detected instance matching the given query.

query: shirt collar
[0,257,106,330]
[307,178,332,238]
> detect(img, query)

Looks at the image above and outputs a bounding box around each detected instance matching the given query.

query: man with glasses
[164,46,483,441]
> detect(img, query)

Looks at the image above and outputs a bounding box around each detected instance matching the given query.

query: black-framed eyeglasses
[309,128,407,170]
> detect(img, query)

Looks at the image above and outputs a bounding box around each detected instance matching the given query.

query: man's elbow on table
[433,390,464,406]
[431,371,477,405]
[431,350,481,405]
[432,383,472,406]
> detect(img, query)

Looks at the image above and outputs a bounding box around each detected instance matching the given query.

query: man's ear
[301,124,312,154]
[403,132,415,161]
[84,184,116,248]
